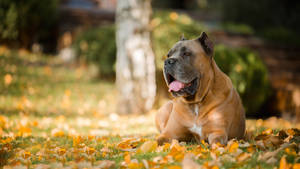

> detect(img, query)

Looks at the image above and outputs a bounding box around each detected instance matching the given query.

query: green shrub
[72,11,270,115]
[0,0,58,46]
[72,25,116,77]
[221,0,300,46]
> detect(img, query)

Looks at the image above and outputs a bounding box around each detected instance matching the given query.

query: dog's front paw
[157,135,171,146]
[208,133,228,145]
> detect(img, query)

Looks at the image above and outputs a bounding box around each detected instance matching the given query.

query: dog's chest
[188,105,203,138]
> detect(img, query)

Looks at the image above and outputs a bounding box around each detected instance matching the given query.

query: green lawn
[0,48,299,168]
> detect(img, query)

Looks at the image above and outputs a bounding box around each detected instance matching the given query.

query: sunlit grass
[0,49,299,168]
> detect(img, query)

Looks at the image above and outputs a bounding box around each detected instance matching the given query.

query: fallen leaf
[279,156,288,169]
[168,165,182,169]
[293,163,300,169]
[182,153,201,169]
[262,128,273,135]
[228,141,239,153]
[258,143,292,161]
[95,160,115,169]
[236,152,251,162]
[124,153,131,164]
[137,140,157,153]
[4,74,12,86]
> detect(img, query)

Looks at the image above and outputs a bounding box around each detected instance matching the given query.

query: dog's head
[164,32,214,101]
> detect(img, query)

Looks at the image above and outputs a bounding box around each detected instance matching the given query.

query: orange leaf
[286,129,295,136]
[163,142,171,151]
[137,141,157,153]
[228,141,239,153]
[23,151,31,159]
[124,153,131,164]
[128,162,143,169]
[293,163,300,169]
[168,165,182,169]
[279,156,288,169]
[211,166,219,169]
[86,147,96,155]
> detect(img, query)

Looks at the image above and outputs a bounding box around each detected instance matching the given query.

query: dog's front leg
[157,110,192,145]
[155,101,173,132]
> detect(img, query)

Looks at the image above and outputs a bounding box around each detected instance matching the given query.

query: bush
[0,0,58,47]
[72,25,116,77]
[221,0,300,46]
[72,11,270,115]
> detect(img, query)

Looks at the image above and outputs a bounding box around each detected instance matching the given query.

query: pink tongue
[168,80,185,92]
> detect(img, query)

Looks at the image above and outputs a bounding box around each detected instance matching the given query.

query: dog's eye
[183,52,191,57]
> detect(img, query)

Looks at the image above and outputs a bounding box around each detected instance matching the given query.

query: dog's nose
[165,58,177,66]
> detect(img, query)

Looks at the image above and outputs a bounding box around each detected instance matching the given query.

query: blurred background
[0,0,299,137]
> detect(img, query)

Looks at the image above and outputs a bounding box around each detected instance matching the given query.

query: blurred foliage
[0,0,58,47]
[222,0,300,46]
[72,11,270,115]
[222,23,254,35]
[214,45,270,115]
[259,27,300,46]
[73,25,116,77]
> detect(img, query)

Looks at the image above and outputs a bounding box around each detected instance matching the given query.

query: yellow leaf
[170,139,185,152]
[18,126,32,136]
[279,156,288,169]
[285,148,297,156]
[262,128,273,135]
[163,143,171,151]
[4,74,12,86]
[51,128,65,137]
[86,147,96,155]
[73,136,84,147]
[124,153,131,164]
[0,115,7,128]
[117,138,142,150]
[64,89,71,97]
[169,12,178,21]
[58,148,66,156]
[23,151,31,159]
[228,141,239,153]
[128,162,143,169]
[137,141,157,153]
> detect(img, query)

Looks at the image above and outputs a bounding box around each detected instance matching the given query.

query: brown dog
[155,32,245,145]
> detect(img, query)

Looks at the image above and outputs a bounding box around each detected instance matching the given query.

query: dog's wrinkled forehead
[167,41,194,59]
[167,32,214,59]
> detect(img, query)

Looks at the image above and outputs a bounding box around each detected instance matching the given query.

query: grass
[0,47,299,168]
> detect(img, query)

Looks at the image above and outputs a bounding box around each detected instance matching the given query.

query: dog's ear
[180,33,186,41]
[197,32,214,56]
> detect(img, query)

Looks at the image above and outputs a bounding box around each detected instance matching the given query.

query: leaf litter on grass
[0,49,300,168]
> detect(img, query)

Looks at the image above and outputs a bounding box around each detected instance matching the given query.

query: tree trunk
[116,0,156,114]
